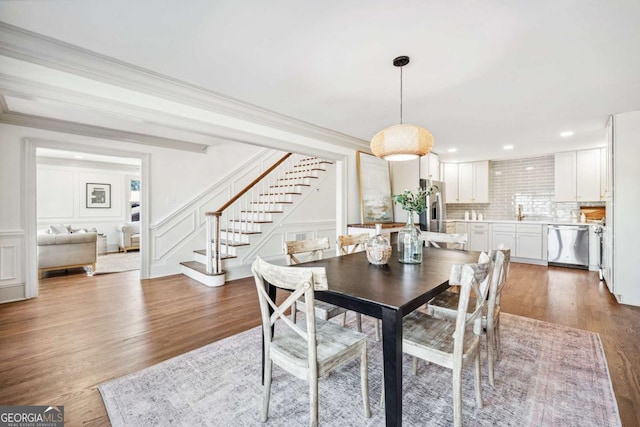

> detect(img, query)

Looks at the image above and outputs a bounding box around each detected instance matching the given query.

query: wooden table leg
[381,307,403,426]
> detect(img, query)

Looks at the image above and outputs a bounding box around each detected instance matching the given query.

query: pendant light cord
[400,66,403,125]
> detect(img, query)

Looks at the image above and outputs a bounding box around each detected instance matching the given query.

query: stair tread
[259,192,301,195]
[180,261,227,276]
[250,201,293,204]
[194,249,240,257]
[207,239,250,247]
[229,219,273,224]
[221,229,262,234]
[240,210,284,213]
[269,184,311,187]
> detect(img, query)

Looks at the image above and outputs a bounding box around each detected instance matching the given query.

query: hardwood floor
[0,264,639,426]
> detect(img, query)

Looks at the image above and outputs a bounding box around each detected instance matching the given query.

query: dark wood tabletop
[301,246,478,315]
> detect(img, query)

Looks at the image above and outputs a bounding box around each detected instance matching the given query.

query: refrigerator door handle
[436,191,443,233]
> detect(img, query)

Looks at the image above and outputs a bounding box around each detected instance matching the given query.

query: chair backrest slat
[337,234,369,255]
[285,237,331,265]
[421,231,468,249]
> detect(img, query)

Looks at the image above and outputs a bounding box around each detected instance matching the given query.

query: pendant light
[370,56,434,161]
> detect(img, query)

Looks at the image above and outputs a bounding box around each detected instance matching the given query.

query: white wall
[36,159,140,252]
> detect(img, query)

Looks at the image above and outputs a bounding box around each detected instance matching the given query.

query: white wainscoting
[148,149,284,278]
[0,230,26,303]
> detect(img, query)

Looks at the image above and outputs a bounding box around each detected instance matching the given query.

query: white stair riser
[269,185,306,193]
[239,212,273,222]
[249,203,286,211]
[227,221,263,232]
[181,265,226,287]
[257,194,293,203]
[277,177,312,186]
[284,170,319,179]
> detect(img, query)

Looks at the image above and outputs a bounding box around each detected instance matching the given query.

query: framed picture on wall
[86,183,111,208]
[356,151,394,223]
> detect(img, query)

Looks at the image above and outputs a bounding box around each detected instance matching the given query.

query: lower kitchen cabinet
[468,223,489,252]
[491,223,544,260]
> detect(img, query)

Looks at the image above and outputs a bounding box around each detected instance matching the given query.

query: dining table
[263,245,479,427]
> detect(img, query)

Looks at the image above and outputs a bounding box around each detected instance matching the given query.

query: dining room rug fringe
[99,313,621,426]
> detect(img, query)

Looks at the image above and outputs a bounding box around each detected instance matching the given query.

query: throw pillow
[48,224,69,234]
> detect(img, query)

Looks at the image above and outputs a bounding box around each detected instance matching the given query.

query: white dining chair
[421,231,468,249]
[286,237,349,327]
[403,257,493,427]
[251,257,371,426]
[428,248,509,386]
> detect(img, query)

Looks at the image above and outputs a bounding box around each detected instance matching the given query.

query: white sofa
[116,222,140,253]
[37,228,97,278]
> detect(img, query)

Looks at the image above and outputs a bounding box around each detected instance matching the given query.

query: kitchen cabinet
[468,222,489,252]
[443,163,459,203]
[419,153,439,181]
[600,147,608,201]
[443,161,489,204]
[491,223,544,260]
[554,149,601,202]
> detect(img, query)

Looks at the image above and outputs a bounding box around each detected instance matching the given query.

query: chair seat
[272,318,367,377]
[403,311,479,368]
[429,291,500,326]
[295,298,347,320]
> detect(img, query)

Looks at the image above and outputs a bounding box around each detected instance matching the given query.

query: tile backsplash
[446,155,604,221]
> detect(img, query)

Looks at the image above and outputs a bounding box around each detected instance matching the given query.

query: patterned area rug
[94,252,139,275]
[99,313,621,426]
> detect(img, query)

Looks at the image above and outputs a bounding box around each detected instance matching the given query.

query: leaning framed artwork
[86,183,111,209]
[356,151,394,223]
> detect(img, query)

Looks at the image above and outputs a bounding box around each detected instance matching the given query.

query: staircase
[180,154,333,286]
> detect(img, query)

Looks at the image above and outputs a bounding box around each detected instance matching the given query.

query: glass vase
[398,212,422,264]
[366,224,392,265]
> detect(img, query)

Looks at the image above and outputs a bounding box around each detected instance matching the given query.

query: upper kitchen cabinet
[443,160,489,204]
[419,153,440,181]
[554,149,602,202]
[442,163,460,203]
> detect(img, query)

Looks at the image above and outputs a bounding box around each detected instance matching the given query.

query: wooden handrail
[206,152,292,215]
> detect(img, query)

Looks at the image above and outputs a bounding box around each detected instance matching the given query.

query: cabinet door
[443,163,460,203]
[554,152,576,201]
[517,233,543,259]
[428,153,440,180]
[576,149,601,202]
[473,161,489,203]
[454,222,468,235]
[600,147,607,200]
[458,163,474,203]
[492,231,516,253]
[468,224,489,252]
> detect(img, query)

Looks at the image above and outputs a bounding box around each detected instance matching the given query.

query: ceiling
[1,1,639,162]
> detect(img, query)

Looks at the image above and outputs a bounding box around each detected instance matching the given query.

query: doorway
[25,139,150,298]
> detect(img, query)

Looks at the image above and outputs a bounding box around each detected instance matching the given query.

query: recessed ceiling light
[503,145,514,150]
[560,131,574,137]
[525,166,535,171]
[447,148,457,153]
[74,155,84,159]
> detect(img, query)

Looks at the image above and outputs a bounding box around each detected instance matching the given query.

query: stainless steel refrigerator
[419,179,446,232]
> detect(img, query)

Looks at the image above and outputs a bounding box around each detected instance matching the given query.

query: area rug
[99,313,621,426]
[93,252,140,274]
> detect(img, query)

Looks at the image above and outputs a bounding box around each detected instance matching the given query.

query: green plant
[394,187,433,214]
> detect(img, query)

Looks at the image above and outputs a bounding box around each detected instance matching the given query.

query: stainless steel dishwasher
[547,224,589,269]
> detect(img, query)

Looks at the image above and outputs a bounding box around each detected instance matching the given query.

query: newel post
[206,212,222,274]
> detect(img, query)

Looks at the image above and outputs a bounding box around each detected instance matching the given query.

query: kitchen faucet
[517,204,525,221]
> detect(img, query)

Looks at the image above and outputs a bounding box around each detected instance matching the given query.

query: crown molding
[0,111,210,153]
[0,22,369,152]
